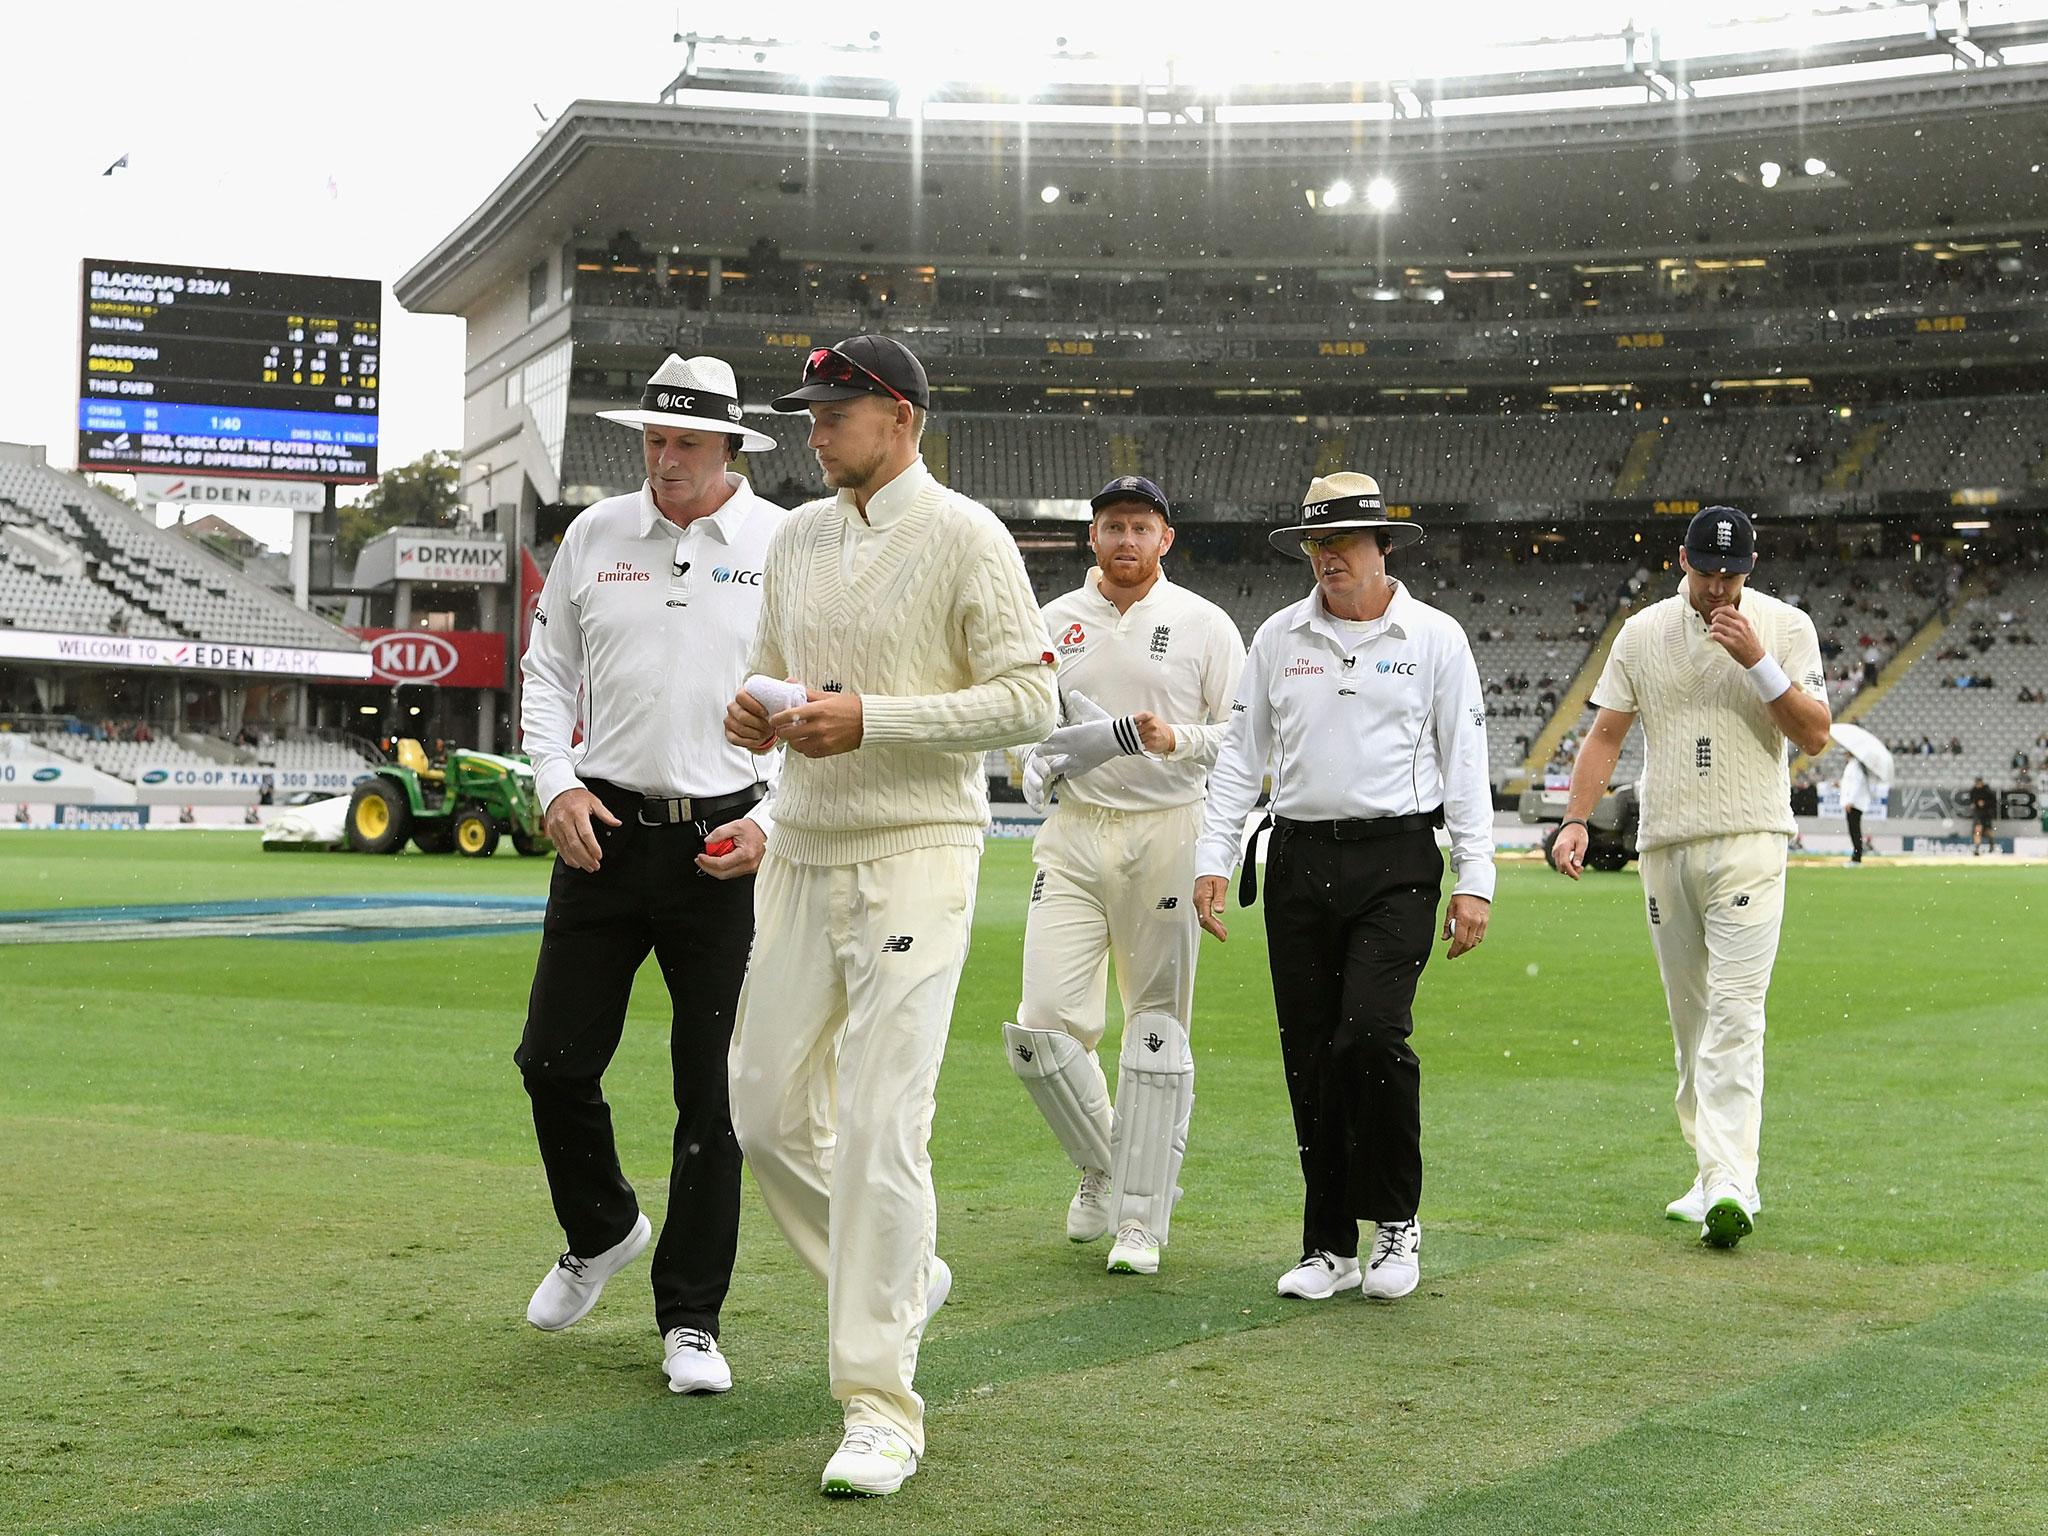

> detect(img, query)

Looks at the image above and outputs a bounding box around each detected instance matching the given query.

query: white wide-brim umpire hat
[596,354,779,454]
[1267,471,1426,559]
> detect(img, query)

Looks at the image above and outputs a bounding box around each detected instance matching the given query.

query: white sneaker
[661,1327,732,1394]
[1666,1177,1708,1223]
[525,1211,651,1331]
[1361,1220,1421,1300]
[1669,1177,1761,1223]
[821,1424,918,1497]
[1700,1184,1756,1250]
[1276,1250,1361,1299]
[1106,1222,1161,1275]
[923,1256,952,1325]
[1067,1168,1112,1242]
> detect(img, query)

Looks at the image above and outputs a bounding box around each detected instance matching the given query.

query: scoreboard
[77,259,380,483]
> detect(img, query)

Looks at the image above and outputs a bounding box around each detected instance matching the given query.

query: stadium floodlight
[1803,156,1828,176]
[1759,160,1783,187]
[1366,176,1398,211]
[1323,179,1355,207]
[1040,184,1062,204]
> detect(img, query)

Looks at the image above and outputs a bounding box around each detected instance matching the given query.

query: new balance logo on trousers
[881,935,915,953]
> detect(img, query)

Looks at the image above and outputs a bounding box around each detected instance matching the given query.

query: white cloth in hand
[1039,689,1143,780]
[745,674,808,715]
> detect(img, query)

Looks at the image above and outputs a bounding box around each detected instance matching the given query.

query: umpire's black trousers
[1261,820,1444,1260]
[514,778,754,1337]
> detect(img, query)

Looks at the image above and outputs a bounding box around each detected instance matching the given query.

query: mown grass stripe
[57,1237,1529,1536]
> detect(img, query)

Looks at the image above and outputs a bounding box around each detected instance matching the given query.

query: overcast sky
[0,0,1837,545]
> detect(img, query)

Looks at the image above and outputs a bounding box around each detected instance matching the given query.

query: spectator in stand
[1949,737,1964,756]
[1968,777,1999,856]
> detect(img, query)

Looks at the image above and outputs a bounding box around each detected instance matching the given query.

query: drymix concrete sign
[394,534,506,585]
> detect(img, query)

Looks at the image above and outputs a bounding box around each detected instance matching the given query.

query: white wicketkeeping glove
[1022,747,1063,813]
[1039,689,1144,780]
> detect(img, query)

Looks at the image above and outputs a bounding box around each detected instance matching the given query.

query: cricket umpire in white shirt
[1194,473,1495,1305]
[1005,474,1246,1277]
[515,355,788,1394]
[1551,506,1829,1250]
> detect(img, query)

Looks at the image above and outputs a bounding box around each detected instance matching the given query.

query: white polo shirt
[1039,568,1247,813]
[521,474,789,821]
[1196,580,1496,902]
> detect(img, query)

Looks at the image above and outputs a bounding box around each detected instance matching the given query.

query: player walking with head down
[1004,475,1245,1277]
[1551,506,1830,1249]
[723,336,1057,1498]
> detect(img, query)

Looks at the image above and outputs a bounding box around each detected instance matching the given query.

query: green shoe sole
[1701,1198,1754,1249]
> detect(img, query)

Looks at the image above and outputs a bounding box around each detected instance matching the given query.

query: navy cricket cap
[1089,475,1171,521]
[1684,505,1757,574]
[771,335,931,412]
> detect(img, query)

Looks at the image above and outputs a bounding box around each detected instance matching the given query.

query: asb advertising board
[78,259,380,482]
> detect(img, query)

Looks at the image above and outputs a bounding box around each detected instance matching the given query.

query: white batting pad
[1111,1012,1194,1241]
[1003,1022,1113,1174]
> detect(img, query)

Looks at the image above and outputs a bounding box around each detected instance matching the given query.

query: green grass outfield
[3,831,2046,1535]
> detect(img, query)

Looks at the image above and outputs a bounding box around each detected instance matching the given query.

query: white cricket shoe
[1106,1222,1161,1275]
[661,1327,732,1394]
[1361,1220,1421,1300]
[923,1256,952,1325]
[526,1212,650,1332]
[1700,1184,1756,1250]
[821,1424,918,1497]
[1067,1169,1113,1242]
[1669,1178,1762,1224]
[1276,1250,1361,1300]
[1666,1177,1708,1224]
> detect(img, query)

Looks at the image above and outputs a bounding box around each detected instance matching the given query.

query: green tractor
[345,739,552,857]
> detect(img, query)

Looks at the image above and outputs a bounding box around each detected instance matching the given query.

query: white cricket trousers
[1637,831,1789,1200]
[1020,799,1203,1045]
[728,843,980,1456]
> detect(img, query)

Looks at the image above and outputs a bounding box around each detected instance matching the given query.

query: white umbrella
[1829,722,1894,784]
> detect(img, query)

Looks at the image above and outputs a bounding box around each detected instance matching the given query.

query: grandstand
[0,446,357,650]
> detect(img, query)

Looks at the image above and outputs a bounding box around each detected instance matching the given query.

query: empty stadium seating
[559,393,2048,516]
[0,453,355,650]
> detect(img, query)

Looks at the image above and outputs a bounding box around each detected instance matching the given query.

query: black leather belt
[1273,807,1445,841]
[634,783,766,827]
[1240,806,1445,906]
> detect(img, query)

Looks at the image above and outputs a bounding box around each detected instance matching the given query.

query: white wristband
[1746,654,1792,703]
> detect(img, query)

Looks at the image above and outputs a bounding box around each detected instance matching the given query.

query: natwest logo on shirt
[1282,656,1325,677]
[1057,622,1088,656]
[596,562,651,583]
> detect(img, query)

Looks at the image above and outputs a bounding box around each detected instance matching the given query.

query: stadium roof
[400,6,2048,315]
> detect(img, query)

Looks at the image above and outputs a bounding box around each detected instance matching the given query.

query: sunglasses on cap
[802,347,911,405]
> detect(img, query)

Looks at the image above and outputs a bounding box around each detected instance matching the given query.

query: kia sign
[392,533,507,586]
[368,631,458,683]
[351,628,507,689]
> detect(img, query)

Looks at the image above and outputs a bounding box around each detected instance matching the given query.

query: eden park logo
[1150,625,1171,659]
